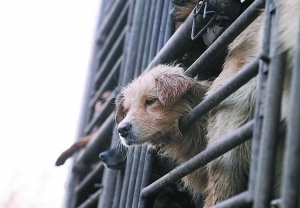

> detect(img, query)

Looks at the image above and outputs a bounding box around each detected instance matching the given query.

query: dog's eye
[145,98,157,106]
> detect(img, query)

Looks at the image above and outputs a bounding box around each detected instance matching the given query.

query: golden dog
[116,0,300,206]
[115,65,211,196]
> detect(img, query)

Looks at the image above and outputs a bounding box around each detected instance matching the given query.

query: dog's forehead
[122,74,157,104]
[121,65,184,105]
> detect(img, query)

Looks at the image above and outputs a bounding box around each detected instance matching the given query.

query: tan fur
[116,65,211,196]
[116,0,299,205]
[203,0,300,206]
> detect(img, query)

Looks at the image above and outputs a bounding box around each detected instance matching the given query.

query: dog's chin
[119,136,150,147]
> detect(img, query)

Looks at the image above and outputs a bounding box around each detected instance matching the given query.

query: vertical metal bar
[121,0,148,86]
[119,147,134,207]
[138,147,154,208]
[281,18,300,208]
[132,145,147,207]
[156,0,170,53]
[125,146,142,208]
[248,0,273,198]
[98,128,120,208]
[254,51,287,208]
[140,0,160,72]
[112,170,125,208]
[164,1,174,44]
[133,0,151,77]
[148,0,164,63]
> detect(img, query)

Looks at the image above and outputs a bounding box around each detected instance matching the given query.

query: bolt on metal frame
[63,0,300,207]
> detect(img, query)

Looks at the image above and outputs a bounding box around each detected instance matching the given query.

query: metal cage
[63,0,300,207]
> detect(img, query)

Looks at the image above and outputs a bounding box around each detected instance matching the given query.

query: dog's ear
[115,92,125,123]
[156,73,193,107]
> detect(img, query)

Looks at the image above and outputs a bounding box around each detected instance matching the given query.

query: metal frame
[63,0,300,207]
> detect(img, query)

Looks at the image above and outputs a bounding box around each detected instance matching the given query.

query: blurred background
[0,1,100,207]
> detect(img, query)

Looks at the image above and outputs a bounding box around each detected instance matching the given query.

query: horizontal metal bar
[75,162,104,193]
[77,188,102,208]
[77,113,114,164]
[185,0,265,77]
[96,2,129,63]
[181,58,259,131]
[84,88,117,134]
[141,120,254,198]
[212,191,251,208]
[96,0,127,46]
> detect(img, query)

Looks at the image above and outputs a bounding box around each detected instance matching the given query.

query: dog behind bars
[115,65,211,197]
[172,0,298,206]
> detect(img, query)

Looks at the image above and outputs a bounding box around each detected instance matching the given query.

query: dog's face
[115,65,205,147]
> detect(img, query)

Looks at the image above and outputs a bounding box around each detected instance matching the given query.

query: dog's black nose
[117,122,132,137]
[99,151,108,162]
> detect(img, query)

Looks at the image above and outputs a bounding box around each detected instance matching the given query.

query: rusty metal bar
[141,120,254,198]
[281,16,300,208]
[180,58,259,131]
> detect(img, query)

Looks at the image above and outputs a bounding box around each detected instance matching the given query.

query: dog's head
[115,65,209,148]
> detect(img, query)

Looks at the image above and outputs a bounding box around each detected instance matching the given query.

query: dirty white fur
[204,0,300,206]
[115,65,211,196]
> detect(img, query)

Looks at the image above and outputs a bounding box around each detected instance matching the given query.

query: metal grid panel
[63,0,300,207]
